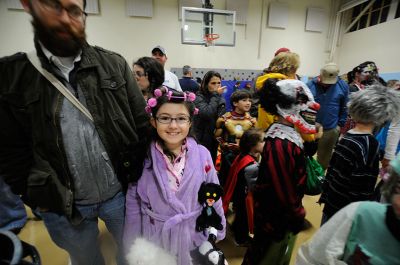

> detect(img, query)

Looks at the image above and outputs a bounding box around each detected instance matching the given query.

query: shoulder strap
[26,51,94,122]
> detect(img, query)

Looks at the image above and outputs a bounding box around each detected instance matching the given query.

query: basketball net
[204,33,220,51]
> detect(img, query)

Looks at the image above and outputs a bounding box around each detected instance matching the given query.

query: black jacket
[193,91,225,161]
[0,43,149,222]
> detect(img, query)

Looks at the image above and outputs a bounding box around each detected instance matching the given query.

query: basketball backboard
[181,7,236,46]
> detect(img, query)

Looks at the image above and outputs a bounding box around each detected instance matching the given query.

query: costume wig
[268,52,300,77]
[348,84,400,126]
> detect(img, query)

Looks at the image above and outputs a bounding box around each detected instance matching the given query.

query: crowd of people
[1,1,400,265]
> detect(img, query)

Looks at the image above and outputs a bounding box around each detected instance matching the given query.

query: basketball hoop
[204,33,220,47]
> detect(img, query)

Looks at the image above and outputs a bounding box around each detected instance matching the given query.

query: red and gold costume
[215,111,256,148]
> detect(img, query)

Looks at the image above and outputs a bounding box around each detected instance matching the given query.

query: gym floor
[19,195,322,265]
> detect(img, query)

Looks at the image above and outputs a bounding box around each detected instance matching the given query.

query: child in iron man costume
[215,90,256,186]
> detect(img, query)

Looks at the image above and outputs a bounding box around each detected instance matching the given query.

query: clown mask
[275,79,320,134]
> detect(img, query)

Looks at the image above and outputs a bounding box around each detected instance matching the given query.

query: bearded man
[0,1,149,264]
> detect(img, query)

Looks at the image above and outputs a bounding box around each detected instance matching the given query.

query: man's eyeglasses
[39,0,87,20]
[134,71,147,78]
[156,115,191,124]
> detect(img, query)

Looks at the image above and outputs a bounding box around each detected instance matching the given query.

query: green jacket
[0,43,149,222]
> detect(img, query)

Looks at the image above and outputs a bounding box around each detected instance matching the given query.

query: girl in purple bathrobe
[124,89,226,265]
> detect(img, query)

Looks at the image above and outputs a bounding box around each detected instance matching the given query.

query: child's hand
[381,158,390,170]
[226,143,239,151]
[216,137,225,145]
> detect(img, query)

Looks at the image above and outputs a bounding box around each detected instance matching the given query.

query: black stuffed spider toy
[195,182,224,232]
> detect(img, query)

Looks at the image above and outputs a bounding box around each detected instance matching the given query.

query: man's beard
[31,12,86,57]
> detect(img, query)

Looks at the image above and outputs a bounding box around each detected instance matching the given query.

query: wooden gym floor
[18,195,322,265]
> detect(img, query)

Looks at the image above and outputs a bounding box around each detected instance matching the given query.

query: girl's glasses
[156,115,191,124]
[39,0,87,20]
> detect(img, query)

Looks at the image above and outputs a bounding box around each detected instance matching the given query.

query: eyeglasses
[134,71,147,78]
[38,0,87,20]
[156,115,191,124]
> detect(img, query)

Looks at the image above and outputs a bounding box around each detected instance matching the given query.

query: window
[349,0,392,32]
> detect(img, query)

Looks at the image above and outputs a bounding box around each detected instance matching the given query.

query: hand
[381,158,391,169]
[217,86,226,95]
[227,143,239,151]
[216,137,224,144]
[315,123,323,139]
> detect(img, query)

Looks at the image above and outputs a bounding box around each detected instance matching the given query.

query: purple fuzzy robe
[124,137,226,265]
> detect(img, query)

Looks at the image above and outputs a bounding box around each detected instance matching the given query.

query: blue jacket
[179,77,199,93]
[308,77,349,130]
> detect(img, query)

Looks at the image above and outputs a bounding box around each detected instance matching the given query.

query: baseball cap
[151,45,166,55]
[320,63,339,85]
[274,47,290,56]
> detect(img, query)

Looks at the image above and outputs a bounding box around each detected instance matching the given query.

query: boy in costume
[222,128,264,245]
[215,90,256,186]
[319,85,400,224]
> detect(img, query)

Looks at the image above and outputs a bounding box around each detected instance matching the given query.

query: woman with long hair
[193,71,226,162]
[133,57,164,100]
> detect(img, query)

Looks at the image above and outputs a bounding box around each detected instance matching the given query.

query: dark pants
[232,196,249,244]
[219,150,238,187]
[242,229,296,265]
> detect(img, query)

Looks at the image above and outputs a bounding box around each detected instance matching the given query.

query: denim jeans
[40,191,126,265]
[0,177,27,231]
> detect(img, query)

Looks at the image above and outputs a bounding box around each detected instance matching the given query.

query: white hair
[348,84,400,126]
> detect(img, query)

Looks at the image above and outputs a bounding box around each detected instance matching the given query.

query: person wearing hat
[307,62,349,169]
[151,45,182,92]
[179,65,199,93]
[296,153,400,264]
[274,47,290,56]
